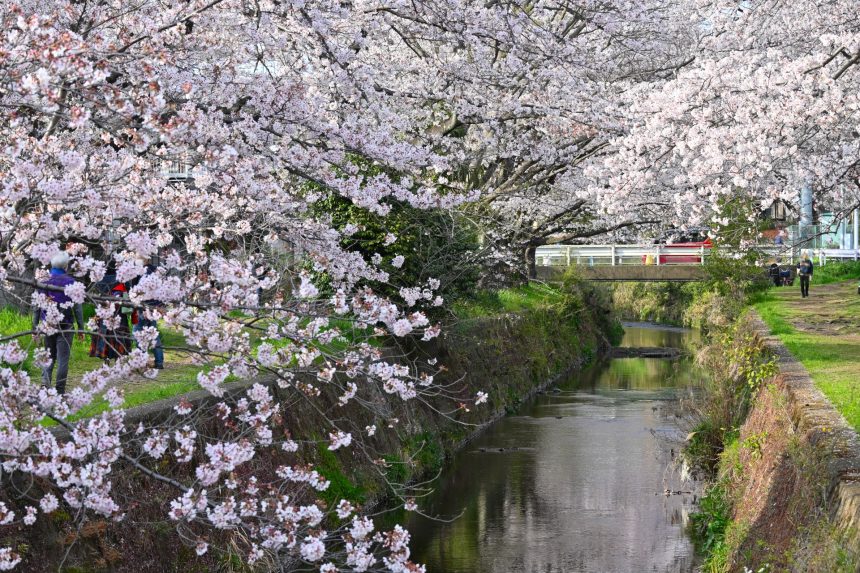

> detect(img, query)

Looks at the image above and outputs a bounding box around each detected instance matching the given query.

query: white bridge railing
[535,245,860,267]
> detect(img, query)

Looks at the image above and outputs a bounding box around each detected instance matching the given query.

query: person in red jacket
[101,282,133,361]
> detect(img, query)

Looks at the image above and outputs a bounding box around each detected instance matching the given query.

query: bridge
[535,244,860,282]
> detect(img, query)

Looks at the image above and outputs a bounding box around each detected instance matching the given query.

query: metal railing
[535,244,860,267]
[535,245,710,266]
[161,158,193,180]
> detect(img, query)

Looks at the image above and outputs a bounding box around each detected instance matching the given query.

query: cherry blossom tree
[7,0,855,568]
[589,0,860,239]
[0,0,484,569]
[362,0,699,276]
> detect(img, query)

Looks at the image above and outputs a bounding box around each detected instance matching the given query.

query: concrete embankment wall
[720,313,860,570]
[8,290,616,572]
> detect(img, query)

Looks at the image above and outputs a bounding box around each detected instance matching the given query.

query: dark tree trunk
[524,245,537,279]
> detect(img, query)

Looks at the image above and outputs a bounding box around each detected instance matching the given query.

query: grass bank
[450,282,565,319]
[688,312,860,572]
[805,259,860,285]
[0,307,200,418]
[1,279,605,418]
[686,264,860,571]
[754,280,860,431]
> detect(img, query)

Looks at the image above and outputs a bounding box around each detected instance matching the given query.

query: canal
[406,323,702,573]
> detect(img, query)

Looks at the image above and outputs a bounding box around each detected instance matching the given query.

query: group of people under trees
[769,252,815,298]
[33,253,164,395]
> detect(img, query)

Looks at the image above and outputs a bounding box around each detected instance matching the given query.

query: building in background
[761,190,860,250]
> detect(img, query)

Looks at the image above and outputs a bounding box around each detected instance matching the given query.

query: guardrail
[535,245,860,267]
[535,245,709,266]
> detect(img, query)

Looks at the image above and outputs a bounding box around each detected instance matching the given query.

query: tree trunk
[524,245,537,280]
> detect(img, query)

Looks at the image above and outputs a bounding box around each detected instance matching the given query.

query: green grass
[49,373,204,425]
[1,306,203,420]
[809,260,860,285]
[754,292,860,431]
[452,282,564,319]
[5,281,564,418]
[315,440,366,505]
[3,300,391,420]
[2,302,384,422]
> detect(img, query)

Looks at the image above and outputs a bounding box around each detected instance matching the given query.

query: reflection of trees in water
[411,328,701,571]
[578,357,701,391]
[620,325,702,353]
[410,431,541,569]
[412,369,698,571]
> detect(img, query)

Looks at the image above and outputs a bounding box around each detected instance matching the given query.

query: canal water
[406,323,702,573]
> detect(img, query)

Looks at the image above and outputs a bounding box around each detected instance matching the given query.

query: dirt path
[771,280,860,336]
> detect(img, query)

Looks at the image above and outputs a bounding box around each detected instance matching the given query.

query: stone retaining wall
[724,313,860,569]
[748,312,860,540]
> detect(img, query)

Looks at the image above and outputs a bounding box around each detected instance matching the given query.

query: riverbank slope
[4,279,622,572]
[687,277,860,571]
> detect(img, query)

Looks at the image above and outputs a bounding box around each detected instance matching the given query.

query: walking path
[755,280,860,431]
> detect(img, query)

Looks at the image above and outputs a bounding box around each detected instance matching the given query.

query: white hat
[50,252,70,269]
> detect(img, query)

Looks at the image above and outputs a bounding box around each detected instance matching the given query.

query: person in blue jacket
[32,252,85,394]
[797,252,814,298]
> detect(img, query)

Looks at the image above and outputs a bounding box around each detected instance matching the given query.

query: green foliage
[700,520,752,573]
[684,317,776,476]
[377,432,445,491]
[685,420,728,476]
[452,282,564,319]
[560,271,623,345]
[51,509,72,525]
[717,328,778,392]
[382,454,409,485]
[611,277,750,331]
[610,281,692,325]
[0,307,38,376]
[312,191,481,304]
[755,287,860,431]
[609,247,769,331]
[690,481,732,556]
[811,260,860,285]
[403,431,444,476]
[314,441,366,505]
[740,431,767,461]
[699,248,770,298]
[691,464,758,573]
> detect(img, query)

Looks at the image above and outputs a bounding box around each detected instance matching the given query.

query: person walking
[798,252,814,298]
[32,252,85,394]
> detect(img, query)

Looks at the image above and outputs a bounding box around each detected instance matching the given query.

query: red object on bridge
[643,238,712,265]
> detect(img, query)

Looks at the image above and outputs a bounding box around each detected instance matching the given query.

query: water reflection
[406,324,700,573]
